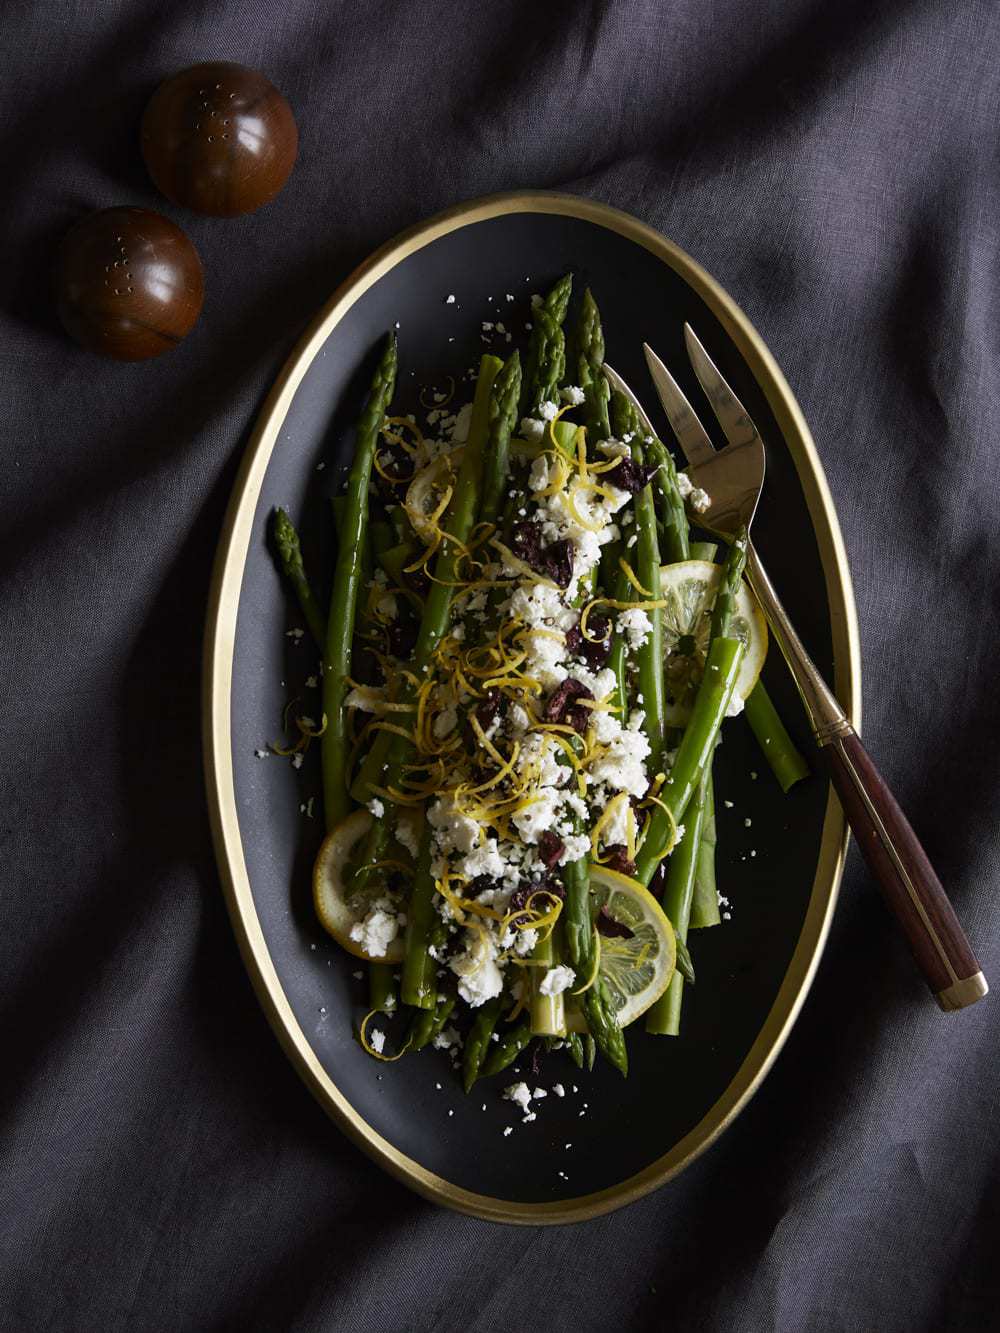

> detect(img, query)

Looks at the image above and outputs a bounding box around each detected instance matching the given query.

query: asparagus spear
[609,392,667,777]
[529,924,566,1037]
[573,289,611,441]
[634,532,749,885]
[352,354,503,871]
[321,334,397,830]
[527,308,565,415]
[644,436,690,565]
[544,272,574,324]
[400,827,438,1008]
[646,766,710,1035]
[408,994,456,1053]
[745,681,809,791]
[369,962,396,1015]
[563,834,593,974]
[271,509,327,652]
[566,1032,585,1069]
[463,994,504,1092]
[690,761,721,929]
[480,351,522,525]
[481,1020,532,1077]
[583,981,627,1076]
[521,274,571,416]
[583,1033,596,1071]
[632,443,667,777]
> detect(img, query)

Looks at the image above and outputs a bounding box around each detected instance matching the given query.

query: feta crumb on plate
[539,965,575,997]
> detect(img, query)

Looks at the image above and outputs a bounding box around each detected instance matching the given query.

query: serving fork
[605,331,986,1012]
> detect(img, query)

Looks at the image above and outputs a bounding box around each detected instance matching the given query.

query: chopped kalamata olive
[509,520,574,589]
[647,860,668,898]
[538,830,565,870]
[469,874,504,898]
[603,845,637,877]
[509,519,545,568]
[544,677,594,734]
[608,455,660,494]
[596,905,635,939]
[475,687,503,732]
[539,537,574,589]
[567,615,611,668]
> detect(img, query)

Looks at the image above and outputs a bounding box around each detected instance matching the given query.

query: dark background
[2,2,998,1329]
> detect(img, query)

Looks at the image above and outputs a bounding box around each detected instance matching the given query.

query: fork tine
[683,324,760,450]
[642,343,716,467]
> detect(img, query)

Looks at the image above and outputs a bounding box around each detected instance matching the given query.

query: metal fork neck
[745,542,852,745]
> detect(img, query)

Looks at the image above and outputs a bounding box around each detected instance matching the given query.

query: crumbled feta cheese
[432,1025,461,1050]
[367,797,385,818]
[538,400,559,421]
[512,787,564,844]
[445,293,456,304]
[553,1083,565,1097]
[539,965,575,996]
[459,837,506,881]
[504,1082,533,1115]
[587,710,651,797]
[617,607,652,649]
[428,797,481,855]
[254,748,268,759]
[449,929,504,1006]
[369,1028,386,1054]
[560,385,585,405]
[559,833,591,865]
[520,628,568,690]
[520,416,545,442]
[349,904,400,957]
[514,927,538,956]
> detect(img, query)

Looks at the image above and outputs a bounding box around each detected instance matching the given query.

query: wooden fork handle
[745,543,987,1010]
[819,728,987,1010]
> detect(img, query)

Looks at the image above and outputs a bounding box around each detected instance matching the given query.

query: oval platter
[204,191,860,1224]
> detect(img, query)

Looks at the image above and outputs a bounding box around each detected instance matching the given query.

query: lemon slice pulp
[313,809,418,964]
[589,865,676,1027]
[659,559,767,725]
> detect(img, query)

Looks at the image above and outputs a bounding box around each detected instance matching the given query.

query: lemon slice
[313,809,419,964]
[404,449,460,545]
[659,559,767,725]
[588,865,676,1027]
